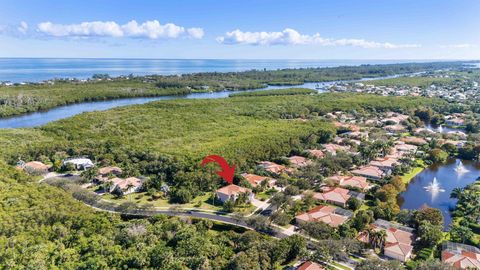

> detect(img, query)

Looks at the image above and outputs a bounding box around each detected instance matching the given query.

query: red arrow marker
[201,155,236,184]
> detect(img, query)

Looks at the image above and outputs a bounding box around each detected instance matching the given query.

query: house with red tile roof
[241,173,275,188]
[341,131,369,140]
[98,166,122,176]
[358,219,415,262]
[382,113,409,124]
[307,149,325,159]
[351,165,386,181]
[401,136,428,146]
[384,124,407,133]
[322,143,350,155]
[109,177,143,195]
[369,157,399,172]
[96,166,123,183]
[333,121,360,132]
[17,161,51,175]
[287,156,312,168]
[295,205,353,227]
[216,184,253,203]
[442,242,480,269]
[392,141,418,155]
[312,186,364,207]
[327,175,370,191]
[297,261,325,270]
[258,161,292,175]
[445,117,465,127]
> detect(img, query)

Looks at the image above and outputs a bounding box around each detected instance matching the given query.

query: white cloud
[440,43,477,49]
[17,21,28,34]
[217,28,420,49]
[187,27,205,39]
[38,21,123,37]
[37,20,203,39]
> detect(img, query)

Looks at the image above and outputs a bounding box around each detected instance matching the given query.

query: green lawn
[330,261,351,270]
[101,191,256,214]
[400,160,426,184]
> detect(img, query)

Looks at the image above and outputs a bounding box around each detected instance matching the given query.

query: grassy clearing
[101,192,256,214]
[400,159,426,184]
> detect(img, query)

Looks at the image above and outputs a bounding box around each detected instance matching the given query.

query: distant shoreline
[2,58,476,84]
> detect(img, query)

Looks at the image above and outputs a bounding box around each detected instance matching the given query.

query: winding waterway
[0,74,401,129]
[398,158,480,229]
[0,82,328,128]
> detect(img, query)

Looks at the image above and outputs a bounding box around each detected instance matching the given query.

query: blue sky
[0,0,479,59]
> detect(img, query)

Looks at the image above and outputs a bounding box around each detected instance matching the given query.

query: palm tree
[375,230,387,251]
[126,183,135,202]
[369,230,387,251]
[450,187,463,199]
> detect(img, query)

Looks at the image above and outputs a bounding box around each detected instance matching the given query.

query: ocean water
[0,58,427,83]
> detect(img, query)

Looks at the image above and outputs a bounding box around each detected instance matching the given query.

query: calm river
[0,74,401,129]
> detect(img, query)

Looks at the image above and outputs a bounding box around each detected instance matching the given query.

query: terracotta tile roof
[328,175,369,190]
[288,156,311,168]
[313,187,351,205]
[110,177,142,190]
[351,165,385,179]
[359,220,415,261]
[295,205,350,227]
[333,121,360,132]
[401,136,428,145]
[308,149,325,158]
[370,157,399,168]
[258,161,290,174]
[322,143,350,154]
[384,242,413,257]
[384,124,406,132]
[98,166,122,176]
[24,161,50,171]
[297,261,325,270]
[216,184,251,197]
[442,242,480,269]
[241,173,270,187]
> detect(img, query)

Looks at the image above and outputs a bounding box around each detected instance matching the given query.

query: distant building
[17,160,51,175]
[297,261,325,270]
[327,175,370,191]
[109,177,143,195]
[63,157,94,170]
[384,124,407,133]
[392,141,418,155]
[401,136,428,146]
[241,173,275,188]
[342,131,369,140]
[351,165,386,181]
[307,149,325,159]
[216,184,253,203]
[287,156,312,168]
[442,242,480,269]
[96,166,123,183]
[369,157,399,172]
[382,113,409,125]
[312,186,364,208]
[295,205,352,227]
[358,219,415,262]
[445,117,465,127]
[258,161,292,175]
[322,143,350,155]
